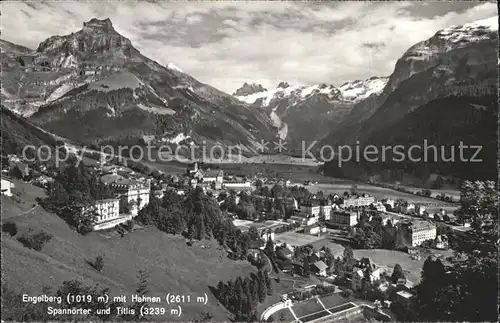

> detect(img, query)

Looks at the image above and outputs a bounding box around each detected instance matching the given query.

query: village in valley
[1,151,471,322]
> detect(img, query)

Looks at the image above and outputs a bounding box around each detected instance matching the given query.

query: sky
[2,1,497,94]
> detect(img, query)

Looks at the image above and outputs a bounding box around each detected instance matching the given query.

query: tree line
[136,187,259,260]
[213,270,272,322]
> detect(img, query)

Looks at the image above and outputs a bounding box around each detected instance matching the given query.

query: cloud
[1,1,497,93]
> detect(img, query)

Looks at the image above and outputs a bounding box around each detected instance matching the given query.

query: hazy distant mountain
[321,17,498,181]
[2,18,277,154]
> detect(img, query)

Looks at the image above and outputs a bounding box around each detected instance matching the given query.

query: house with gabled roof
[9,161,30,180]
[351,258,381,291]
[312,260,328,277]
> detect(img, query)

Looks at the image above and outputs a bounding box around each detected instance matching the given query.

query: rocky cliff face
[233,83,267,96]
[321,17,498,147]
[321,17,498,180]
[2,18,277,155]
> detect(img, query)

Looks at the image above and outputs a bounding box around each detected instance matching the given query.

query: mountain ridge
[1,18,278,154]
[320,16,498,180]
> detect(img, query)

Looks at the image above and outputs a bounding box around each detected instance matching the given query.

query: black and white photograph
[0,1,498,322]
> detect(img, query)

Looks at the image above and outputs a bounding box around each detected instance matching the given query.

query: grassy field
[353,248,454,283]
[1,181,257,322]
[145,159,188,174]
[256,278,296,315]
[271,307,297,322]
[307,183,456,206]
[88,71,142,92]
[397,185,461,201]
[197,161,457,206]
[201,162,323,181]
[320,293,349,309]
[274,231,325,247]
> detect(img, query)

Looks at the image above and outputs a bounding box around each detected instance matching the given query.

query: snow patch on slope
[88,71,142,92]
[163,132,191,144]
[57,54,79,68]
[269,110,282,128]
[236,78,388,107]
[278,123,288,140]
[339,77,388,102]
[269,107,288,140]
[406,16,498,63]
[167,63,183,73]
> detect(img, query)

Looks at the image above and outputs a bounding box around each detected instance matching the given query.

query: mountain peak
[35,18,138,69]
[277,81,290,89]
[233,82,267,96]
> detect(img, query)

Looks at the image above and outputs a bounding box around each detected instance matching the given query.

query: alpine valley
[1,17,498,180]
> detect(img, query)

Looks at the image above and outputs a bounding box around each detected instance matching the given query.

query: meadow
[1,180,256,322]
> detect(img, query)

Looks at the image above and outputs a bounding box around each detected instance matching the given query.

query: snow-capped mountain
[433,16,497,43]
[321,17,498,180]
[2,18,276,153]
[232,83,267,96]
[236,76,388,107]
[338,77,389,103]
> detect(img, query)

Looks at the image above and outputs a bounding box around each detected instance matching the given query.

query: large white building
[224,181,252,189]
[406,221,437,247]
[331,211,358,227]
[83,198,132,230]
[352,267,381,291]
[92,198,119,223]
[202,169,224,183]
[1,175,15,197]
